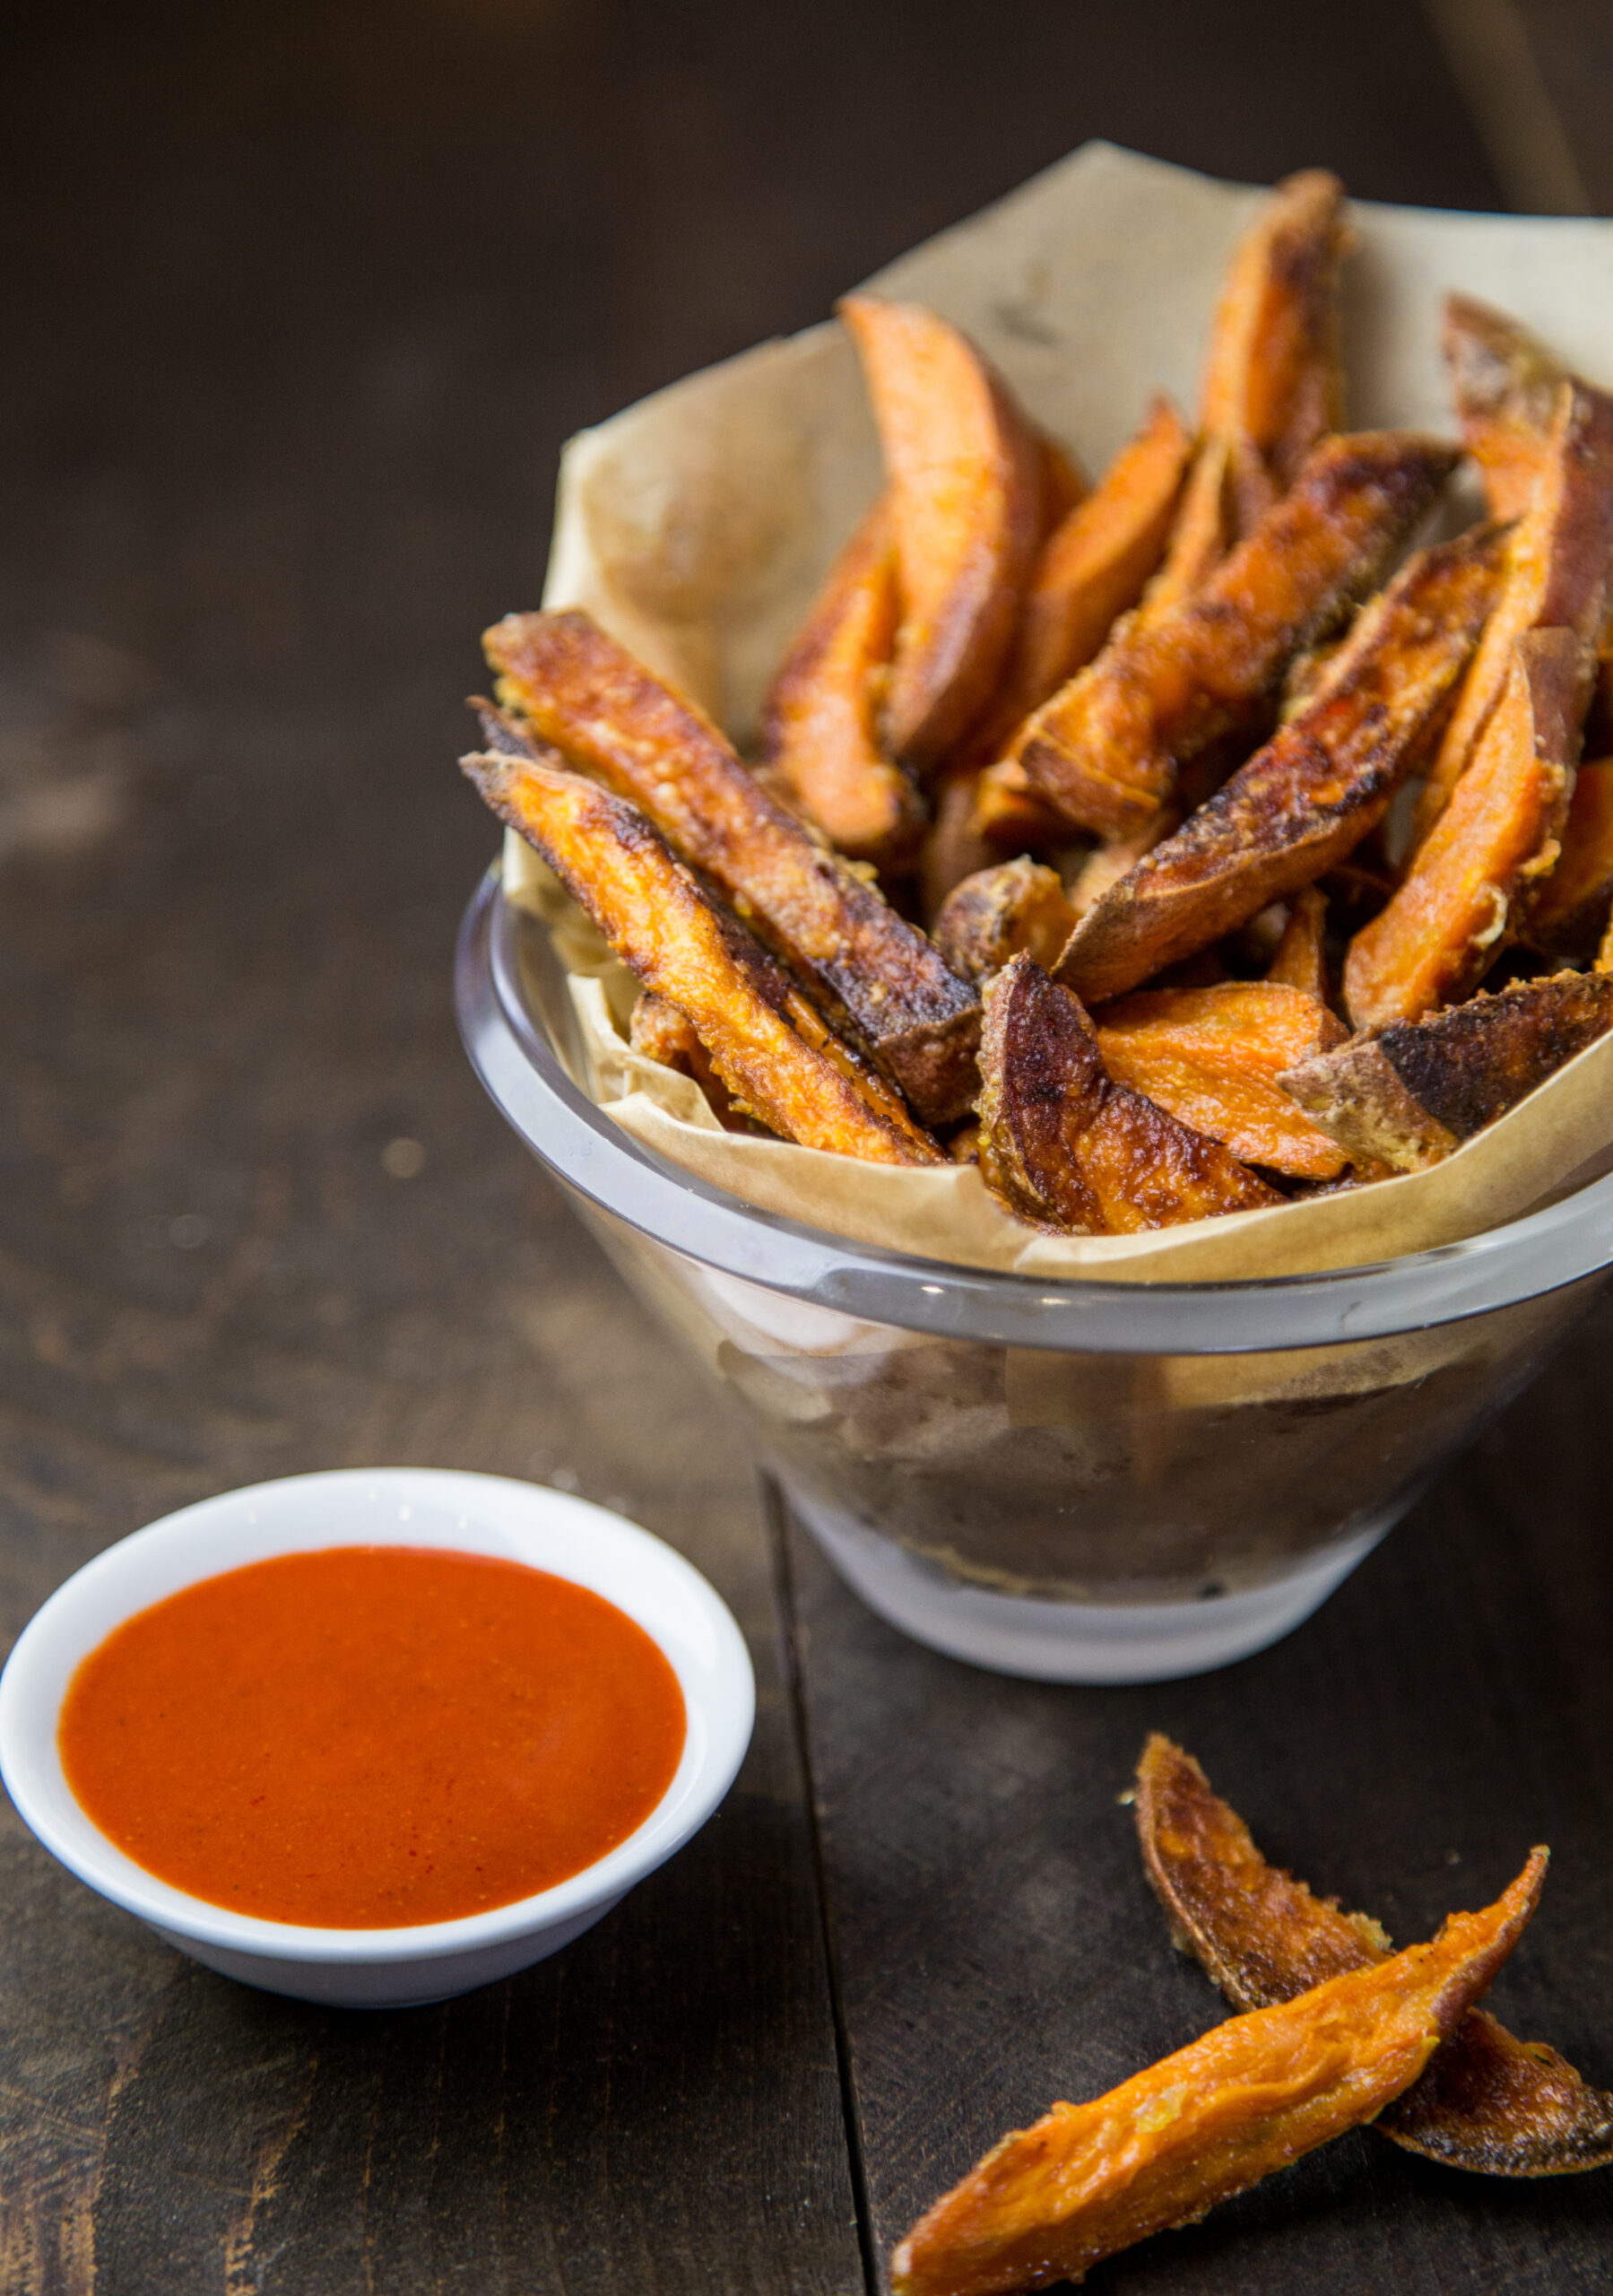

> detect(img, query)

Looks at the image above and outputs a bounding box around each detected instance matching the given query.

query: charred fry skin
[1346,630,1586,1028]
[485,609,981,1124]
[933,860,1076,985]
[1010,430,1459,839]
[1527,756,1613,958]
[1415,377,1613,843]
[891,1852,1547,2296]
[977,955,1281,1233]
[1095,984,1348,1178]
[1445,294,1566,523]
[1267,884,1329,997]
[1054,525,1509,1004]
[968,396,1192,758]
[1136,1735,1613,2176]
[463,748,942,1165]
[838,295,1044,770]
[760,496,924,867]
[1279,970,1613,1171]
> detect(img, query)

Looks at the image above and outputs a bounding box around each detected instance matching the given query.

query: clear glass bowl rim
[456,868,1613,1356]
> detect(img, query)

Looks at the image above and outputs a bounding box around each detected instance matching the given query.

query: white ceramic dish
[0,1467,755,2007]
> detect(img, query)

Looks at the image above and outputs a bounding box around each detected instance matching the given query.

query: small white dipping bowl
[0,1468,755,2008]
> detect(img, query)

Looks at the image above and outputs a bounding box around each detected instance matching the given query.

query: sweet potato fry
[1266,884,1329,997]
[838,295,1044,769]
[1136,1735,1613,2177]
[1143,434,1235,613]
[1054,524,1509,1004]
[1345,630,1585,1028]
[1526,756,1613,958]
[1279,969,1613,1171]
[1415,376,1613,841]
[978,955,1281,1233]
[1095,984,1349,1178]
[968,396,1192,756]
[967,758,1070,854]
[891,1851,1547,2296]
[1010,430,1459,839]
[1199,170,1348,496]
[485,608,981,1123]
[1444,293,1566,522]
[464,748,942,1165]
[759,496,924,867]
[629,988,742,1129]
[933,859,1076,985]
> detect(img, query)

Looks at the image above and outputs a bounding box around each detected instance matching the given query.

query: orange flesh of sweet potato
[933,859,1076,985]
[1136,1735,1613,2177]
[484,608,981,1123]
[1145,434,1235,614]
[1444,293,1566,524]
[1345,630,1585,1028]
[967,758,1071,853]
[1010,430,1459,839]
[1054,524,1509,1004]
[838,295,1044,770]
[759,496,924,867]
[1266,884,1329,997]
[970,396,1192,757]
[1279,969,1613,1171]
[977,955,1282,1233]
[891,1851,1547,2296]
[463,748,942,1166]
[1527,755,1613,956]
[1095,983,1349,1178]
[1198,170,1348,492]
[1415,378,1613,841]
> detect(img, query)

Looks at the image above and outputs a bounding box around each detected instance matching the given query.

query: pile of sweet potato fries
[889,1738,1611,2293]
[463,170,1613,1235]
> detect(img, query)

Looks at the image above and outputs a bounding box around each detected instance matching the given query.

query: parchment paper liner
[503,143,1613,1285]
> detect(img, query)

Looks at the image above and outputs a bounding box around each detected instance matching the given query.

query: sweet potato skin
[933,859,1076,985]
[1526,755,1613,958]
[891,1853,1547,2296]
[1444,293,1565,523]
[759,496,924,866]
[1094,983,1349,1178]
[1010,430,1459,839]
[978,956,1282,1233]
[463,748,942,1165]
[839,295,1045,769]
[1054,524,1509,1004]
[484,608,981,1123]
[1135,1735,1613,2177]
[1345,629,1585,1029]
[1199,168,1348,492]
[1279,970,1613,1171]
[1416,377,1613,841]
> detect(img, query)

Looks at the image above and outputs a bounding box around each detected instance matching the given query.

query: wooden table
[4,3,1612,2286]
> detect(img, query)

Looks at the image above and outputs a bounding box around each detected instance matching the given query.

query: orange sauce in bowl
[57,1546,687,1928]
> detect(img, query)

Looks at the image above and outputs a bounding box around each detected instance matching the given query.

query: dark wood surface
[1,2,1609,2289]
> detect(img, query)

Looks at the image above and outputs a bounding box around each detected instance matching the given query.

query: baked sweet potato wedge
[1526,756,1613,958]
[969,396,1192,757]
[1010,430,1459,839]
[1143,433,1235,614]
[1266,884,1329,998]
[485,608,981,1123]
[891,1851,1547,2296]
[464,747,942,1165]
[1279,969,1613,1171]
[838,294,1044,769]
[1416,377,1613,841]
[1095,983,1349,1178]
[759,496,924,867]
[1054,524,1509,1003]
[933,859,1076,985]
[1445,293,1566,523]
[1346,629,1585,1028]
[629,989,745,1129]
[967,758,1070,855]
[1136,1735,1613,2177]
[978,955,1281,1233]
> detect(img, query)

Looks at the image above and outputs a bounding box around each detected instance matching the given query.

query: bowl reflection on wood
[458,878,1613,1683]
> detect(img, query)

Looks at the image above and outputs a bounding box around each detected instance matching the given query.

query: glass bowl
[456,871,1613,1683]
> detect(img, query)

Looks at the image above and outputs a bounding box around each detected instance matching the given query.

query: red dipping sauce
[57,1546,687,1928]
